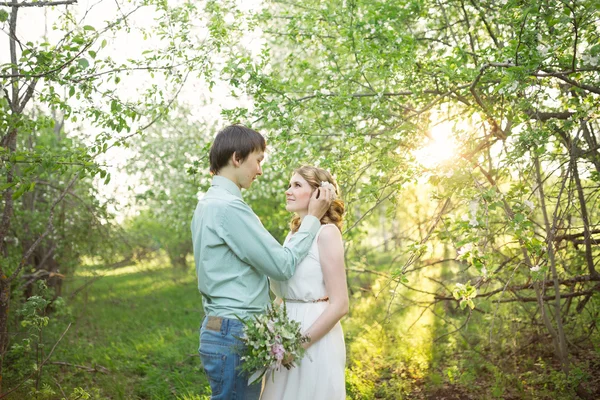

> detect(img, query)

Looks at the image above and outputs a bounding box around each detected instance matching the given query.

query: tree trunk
[533,156,570,374]
[0,276,10,392]
[0,4,21,391]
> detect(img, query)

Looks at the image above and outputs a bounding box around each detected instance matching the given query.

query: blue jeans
[199,316,262,400]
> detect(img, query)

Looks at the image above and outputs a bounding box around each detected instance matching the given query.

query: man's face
[236,150,264,189]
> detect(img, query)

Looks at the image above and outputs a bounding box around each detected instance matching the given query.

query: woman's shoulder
[317,223,342,243]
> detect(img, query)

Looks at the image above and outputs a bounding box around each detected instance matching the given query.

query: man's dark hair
[209,125,266,174]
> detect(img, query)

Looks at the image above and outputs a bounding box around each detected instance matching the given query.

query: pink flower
[271,343,285,361]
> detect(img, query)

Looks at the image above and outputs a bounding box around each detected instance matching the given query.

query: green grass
[6,261,210,399]
[7,257,598,399]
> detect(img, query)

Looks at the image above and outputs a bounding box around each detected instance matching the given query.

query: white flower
[524,200,535,212]
[469,218,479,227]
[530,265,541,272]
[457,243,473,259]
[582,53,599,67]
[482,266,488,279]
[320,181,337,200]
[469,200,479,215]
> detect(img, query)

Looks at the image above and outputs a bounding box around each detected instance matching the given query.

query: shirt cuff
[298,215,321,235]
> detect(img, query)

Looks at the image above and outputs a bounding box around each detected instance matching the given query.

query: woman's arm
[302,225,349,349]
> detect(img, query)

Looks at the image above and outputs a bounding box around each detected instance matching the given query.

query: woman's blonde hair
[290,166,344,233]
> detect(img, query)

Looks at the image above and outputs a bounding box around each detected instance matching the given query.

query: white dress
[260,224,346,400]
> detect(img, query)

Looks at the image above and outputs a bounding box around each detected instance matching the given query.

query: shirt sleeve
[218,199,320,280]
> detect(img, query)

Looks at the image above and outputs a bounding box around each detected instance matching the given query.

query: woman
[261,166,348,400]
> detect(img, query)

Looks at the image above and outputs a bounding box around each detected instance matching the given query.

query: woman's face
[285,173,314,214]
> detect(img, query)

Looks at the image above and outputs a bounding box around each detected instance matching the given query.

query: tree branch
[48,361,108,373]
[525,110,575,121]
[0,0,77,8]
[435,285,600,304]
[0,323,71,399]
[570,142,598,277]
[555,229,600,242]
[7,173,80,284]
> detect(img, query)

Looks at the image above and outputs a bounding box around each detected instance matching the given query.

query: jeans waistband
[203,315,243,335]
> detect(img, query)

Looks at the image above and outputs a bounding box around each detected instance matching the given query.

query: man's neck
[215,169,241,189]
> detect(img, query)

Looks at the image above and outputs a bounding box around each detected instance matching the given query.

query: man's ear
[231,152,242,167]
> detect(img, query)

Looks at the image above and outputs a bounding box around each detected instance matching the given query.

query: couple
[191,125,348,400]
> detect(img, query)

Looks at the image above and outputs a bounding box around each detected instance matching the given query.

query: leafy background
[1,0,599,398]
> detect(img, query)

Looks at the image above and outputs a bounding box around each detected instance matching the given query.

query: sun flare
[413,121,458,169]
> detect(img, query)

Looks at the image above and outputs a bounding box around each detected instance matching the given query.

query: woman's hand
[283,353,295,369]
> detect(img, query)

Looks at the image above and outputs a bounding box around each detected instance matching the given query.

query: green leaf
[0,10,8,23]
[0,182,16,191]
[110,100,121,112]
[88,50,97,59]
[78,58,90,69]
[12,184,27,200]
[83,25,96,31]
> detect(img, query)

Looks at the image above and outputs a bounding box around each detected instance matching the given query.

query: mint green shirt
[191,176,321,320]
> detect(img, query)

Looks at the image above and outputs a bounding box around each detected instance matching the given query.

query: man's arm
[219,199,320,280]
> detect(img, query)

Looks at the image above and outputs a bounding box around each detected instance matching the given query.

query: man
[191,125,333,399]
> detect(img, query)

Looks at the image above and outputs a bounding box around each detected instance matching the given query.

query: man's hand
[307,185,333,220]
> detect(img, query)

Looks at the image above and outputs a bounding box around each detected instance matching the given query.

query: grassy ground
[6,257,598,399]
[6,261,210,399]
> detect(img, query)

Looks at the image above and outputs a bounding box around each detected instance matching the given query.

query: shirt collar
[212,175,242,199]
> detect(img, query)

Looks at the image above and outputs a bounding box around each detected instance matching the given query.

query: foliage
[0,0,241,393]
[237,301,309,383]
[122,107,215,268]
[202,0,600,392]
[5,280,67,395]
[4,0,600,397]
[4,261,209,399]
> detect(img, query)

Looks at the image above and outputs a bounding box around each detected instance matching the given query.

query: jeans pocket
[199,348,227,397]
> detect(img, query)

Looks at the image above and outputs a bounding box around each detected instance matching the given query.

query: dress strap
[316,223,338,241]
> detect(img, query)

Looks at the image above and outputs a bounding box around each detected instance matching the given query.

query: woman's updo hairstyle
[290,166,344,233]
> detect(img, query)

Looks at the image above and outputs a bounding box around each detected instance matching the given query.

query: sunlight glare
[413,121,458,169]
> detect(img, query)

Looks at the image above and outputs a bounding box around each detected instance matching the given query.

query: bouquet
[236,302,310,384]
